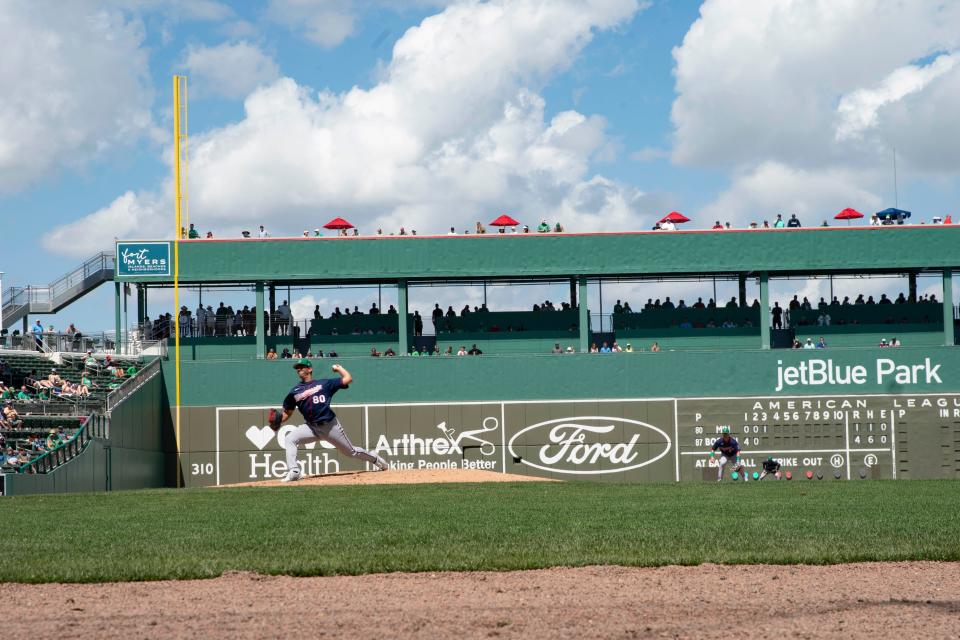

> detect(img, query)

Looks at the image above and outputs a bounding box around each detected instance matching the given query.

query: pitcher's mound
[224,468,557,488]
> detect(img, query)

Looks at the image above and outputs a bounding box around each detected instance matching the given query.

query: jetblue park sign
[116,242,171,277]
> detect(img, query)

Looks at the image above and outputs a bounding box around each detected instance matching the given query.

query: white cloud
[182,41,281,99]
[49,0,646,253]
[698,162,883,228]
[266,0,357,48]
[672,0,960,226]
[0,2,156,193]
[41,191,169,257]
[671,0,960,171]
[835,54,957,141]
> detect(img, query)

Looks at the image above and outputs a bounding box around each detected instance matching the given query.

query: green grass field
[4,480,960,583]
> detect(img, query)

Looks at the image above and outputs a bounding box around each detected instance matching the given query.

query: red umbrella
[490,214,520,227]
[323,217,354,230]
[834,208,864,226]
[659,211,690,224]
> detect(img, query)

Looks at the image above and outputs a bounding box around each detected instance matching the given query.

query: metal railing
[106,357,161,413]
[1,252,114,325]
[0,330,165,357]
[13,412,108,475]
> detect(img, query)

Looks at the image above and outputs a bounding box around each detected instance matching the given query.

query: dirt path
[3,562,958,639]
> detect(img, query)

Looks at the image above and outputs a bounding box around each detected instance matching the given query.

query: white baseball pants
[284,418,387,474]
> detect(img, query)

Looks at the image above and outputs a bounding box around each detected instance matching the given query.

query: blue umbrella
[875,207,911,220]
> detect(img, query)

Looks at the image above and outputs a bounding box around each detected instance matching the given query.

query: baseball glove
[268,408,283,432]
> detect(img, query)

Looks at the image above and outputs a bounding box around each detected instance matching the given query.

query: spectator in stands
[279,348,292,359]
[890,337,901,347]
[816,337,827,349]
[552,343,562,354]
[771,302,783,329]
[31,320,44,352]
[817,311,831,326]
[612,342,623,352]
[460,304,471,317]
[537,219,550,233]
[369,303,380,315]
[725,297,738,309]
[589,342,599,353]
[662,297,675,310]
[266,348,278,360]
[803,338,816,349]
[879,338,889,347]
[854,294,865,305]
[468,344,483,355]
[773,214,785,228]
[792,339,802,349]
[456,346,467,356]
[879,294,892,305]
[16,386,32,401]
[613,300,623,314]
[787,214,802,228]
[414,311,424,337]
[624,343,633,352]
[258,225,268,238]
[712,220,723,229]
[554,222,564,232]
[650,342,661,352]
[2,402,22,429]
[188,224,200,239]
[600,342,612,353]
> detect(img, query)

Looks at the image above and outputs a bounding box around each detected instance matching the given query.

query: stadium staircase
[1,252,115,329]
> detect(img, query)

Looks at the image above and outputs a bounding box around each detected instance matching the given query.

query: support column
[738,274,747,307]
[397,280,409,355]
[268,285,276,336]
[569,278,577,308]
[255,282,265,358]
[137,285,145,324]
[944,269,954,347]
[143,285,148,320]
[114,281,122,354]
[578,276,588,353]
[909,272,917,303]
[760,272,770,350]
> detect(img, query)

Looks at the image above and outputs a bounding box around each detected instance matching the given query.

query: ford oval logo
[507,416,671,475]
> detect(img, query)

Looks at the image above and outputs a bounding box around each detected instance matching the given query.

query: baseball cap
[292,358,313,369]
[721,426,731,434]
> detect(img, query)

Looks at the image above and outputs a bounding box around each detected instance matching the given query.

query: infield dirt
[2,562,958,638]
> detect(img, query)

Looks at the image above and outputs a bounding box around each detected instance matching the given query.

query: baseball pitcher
[269,358,389,482]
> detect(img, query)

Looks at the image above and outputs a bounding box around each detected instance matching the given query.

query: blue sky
[1,0,958,333]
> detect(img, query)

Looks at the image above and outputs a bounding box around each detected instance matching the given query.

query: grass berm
[4,479,959,583]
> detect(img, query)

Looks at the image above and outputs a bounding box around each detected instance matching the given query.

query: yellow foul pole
[173,75,186,487]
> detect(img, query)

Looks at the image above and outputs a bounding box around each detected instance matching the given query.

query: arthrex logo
[116,242,171,276]
[372,416,501,471]
[508,416,671,475]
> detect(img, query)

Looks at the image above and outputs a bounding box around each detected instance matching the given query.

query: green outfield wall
[167,347,960,487]
[117,226,960,284]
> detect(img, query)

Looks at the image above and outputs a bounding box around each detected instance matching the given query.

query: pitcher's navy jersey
[283,377,346,424]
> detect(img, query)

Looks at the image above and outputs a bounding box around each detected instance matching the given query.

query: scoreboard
[676,394,960,481]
